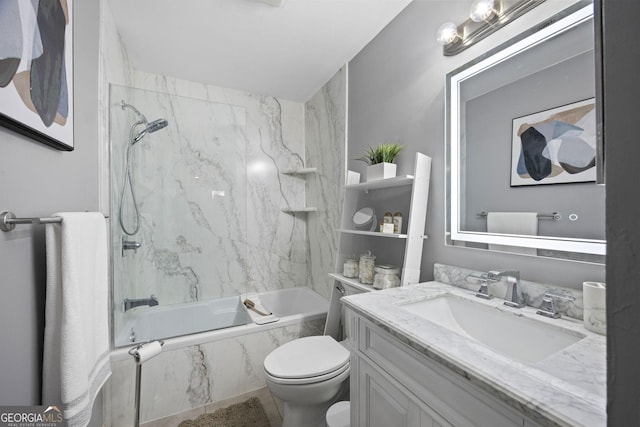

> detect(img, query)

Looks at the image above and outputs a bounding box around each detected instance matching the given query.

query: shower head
[121,100,168,144]
[146,118,168,133]
[132,118,169,144]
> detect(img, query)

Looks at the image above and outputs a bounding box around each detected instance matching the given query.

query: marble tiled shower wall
[101,5,347,423]
[305,67,347,300]
[106,69,347,422]
[111,73,310,332]
[134,72,309,299]
[111,67,348,325]
[111,86,249,312]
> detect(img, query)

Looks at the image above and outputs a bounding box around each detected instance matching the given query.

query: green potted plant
[357,143,404,182]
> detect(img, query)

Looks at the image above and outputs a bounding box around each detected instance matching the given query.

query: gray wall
[0,0,101,413]
[464,50,605,240]
[5,1,634,425]
[600,0,640,424]
[347,0,604,289]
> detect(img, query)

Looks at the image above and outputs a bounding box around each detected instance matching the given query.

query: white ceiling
[108,0,413,102]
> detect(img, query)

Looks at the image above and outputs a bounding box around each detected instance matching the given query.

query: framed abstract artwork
[511,98,596,186]
[0,0,74,151]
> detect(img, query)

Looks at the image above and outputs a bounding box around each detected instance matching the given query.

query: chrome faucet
[487,270,525,308]
[124,295,159,312]
[537,292,575,319]
[122,236,142,256]
[470,273,492,300]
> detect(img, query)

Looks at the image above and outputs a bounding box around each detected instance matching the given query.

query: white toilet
[263,282,363,427]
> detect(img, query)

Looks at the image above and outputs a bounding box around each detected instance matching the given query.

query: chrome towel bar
[477,211,561,221]
[0,210,108,232]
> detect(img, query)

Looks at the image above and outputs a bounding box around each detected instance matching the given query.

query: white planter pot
[366,162,397,182]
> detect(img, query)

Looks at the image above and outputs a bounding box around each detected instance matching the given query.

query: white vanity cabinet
[357,358,451,427]
[346,308,543,427]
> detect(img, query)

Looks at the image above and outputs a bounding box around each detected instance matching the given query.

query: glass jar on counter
[373,265,401,289]
[343,258,359,278]
[358,250,376,285]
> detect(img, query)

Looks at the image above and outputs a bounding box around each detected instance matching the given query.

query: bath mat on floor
[178,397,271,427]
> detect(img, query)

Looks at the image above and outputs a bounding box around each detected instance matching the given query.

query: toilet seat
[265,361,349,385]
[264,336,350,384]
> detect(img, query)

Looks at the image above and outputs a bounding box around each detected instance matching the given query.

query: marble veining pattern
[101,11,343,426]
[117,84,249,303]
[342,281,606,427]
[305,67,347,300]
[110,72,311,336]
[108,319,324,425]
[186,345,212,406]
[434,263,585,320]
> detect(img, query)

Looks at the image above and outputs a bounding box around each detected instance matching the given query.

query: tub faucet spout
[124,295,159,312]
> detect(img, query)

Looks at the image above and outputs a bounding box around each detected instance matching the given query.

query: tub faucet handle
[122,236,142,256]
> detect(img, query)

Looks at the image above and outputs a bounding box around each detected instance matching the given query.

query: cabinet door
[359,358,415,427]
[358,359,451,427]
[420,409,450,427]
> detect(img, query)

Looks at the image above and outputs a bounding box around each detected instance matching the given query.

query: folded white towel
[42,213,111,427]
[487,212,538,255]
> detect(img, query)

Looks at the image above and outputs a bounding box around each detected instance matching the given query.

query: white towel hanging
[487,212,538,255]
[42,212,111,427]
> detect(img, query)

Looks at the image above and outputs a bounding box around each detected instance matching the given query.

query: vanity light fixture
[436,22,460,46]
[437,0,547,56]
[469,0,498,23]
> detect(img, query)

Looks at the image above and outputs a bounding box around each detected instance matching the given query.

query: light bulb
[436,22,459,46]
[470,0,496,22]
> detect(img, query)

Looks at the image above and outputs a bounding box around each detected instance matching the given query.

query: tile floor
[141,387,283,427]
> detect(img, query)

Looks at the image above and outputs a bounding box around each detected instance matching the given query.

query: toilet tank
[323,282,369,340]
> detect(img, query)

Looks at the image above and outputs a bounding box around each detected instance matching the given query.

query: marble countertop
[342,281,606,427]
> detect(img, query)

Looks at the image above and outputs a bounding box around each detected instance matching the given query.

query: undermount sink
[397,293,585,364]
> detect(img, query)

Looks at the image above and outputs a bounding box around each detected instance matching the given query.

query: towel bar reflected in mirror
[476,211,561,221]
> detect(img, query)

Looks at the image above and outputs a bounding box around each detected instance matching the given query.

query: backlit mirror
[445,3,605,262]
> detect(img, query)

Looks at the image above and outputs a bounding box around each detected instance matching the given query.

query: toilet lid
[264,336,350,379]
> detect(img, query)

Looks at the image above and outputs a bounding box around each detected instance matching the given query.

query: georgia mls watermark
[0,406,64,427]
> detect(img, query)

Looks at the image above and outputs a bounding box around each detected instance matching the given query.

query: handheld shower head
[147,118,169,133]
[119,102,169,236]
[132,118,169,144]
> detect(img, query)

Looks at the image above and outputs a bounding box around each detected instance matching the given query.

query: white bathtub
[108,287,329,424]
[112,287,328,354]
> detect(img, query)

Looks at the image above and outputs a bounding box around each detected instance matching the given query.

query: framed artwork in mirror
[446,2,605,258]
[0,0,74,151]
[511,98,596,186]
